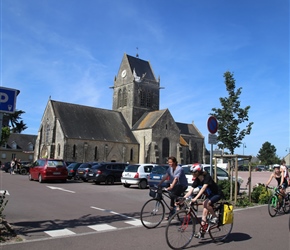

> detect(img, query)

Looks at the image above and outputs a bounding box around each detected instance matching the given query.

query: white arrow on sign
[46,186,75,193]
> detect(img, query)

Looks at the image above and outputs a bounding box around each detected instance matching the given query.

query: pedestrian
[158,156,188,220]
[10,158,16,174]
[280,159,289,186]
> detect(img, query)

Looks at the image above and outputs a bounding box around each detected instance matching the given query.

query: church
[34,54,207,165]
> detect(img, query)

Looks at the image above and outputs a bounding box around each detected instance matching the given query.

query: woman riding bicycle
[158,156,188,220]
[265,164,288,196]
[184,164,223,226]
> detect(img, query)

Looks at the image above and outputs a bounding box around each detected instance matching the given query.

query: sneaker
[210,217,219,224]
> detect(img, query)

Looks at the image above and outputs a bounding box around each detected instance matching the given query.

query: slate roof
[176,122,204,138]
[132,109,168,130]
[126,54,156,81]
[51,100,138,144]
[6,133,37,150]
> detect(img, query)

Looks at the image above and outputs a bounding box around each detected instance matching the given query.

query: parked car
[147,165,170,187]
[67,162,82,180]
[86,162,129,184]
[28,159,68,183]
[255,165,266,171]
[182,164,243,193]
[121,163,157,189]
[1,162,11,173]
[76,162,99,182]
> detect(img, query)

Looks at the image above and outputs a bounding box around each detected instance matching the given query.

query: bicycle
[165,198,233,249]
[140,186,189,229]
[266,186,290,217]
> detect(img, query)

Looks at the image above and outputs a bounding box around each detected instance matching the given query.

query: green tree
[0,126,10,145]
[210,71,253,154]
[4,110,27,133]
[257,141,280,165]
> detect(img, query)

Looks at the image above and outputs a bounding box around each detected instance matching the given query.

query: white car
[182,164,243,193]
[121,163,158,189]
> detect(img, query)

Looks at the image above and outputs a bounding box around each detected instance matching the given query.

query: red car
[29,159,68,183]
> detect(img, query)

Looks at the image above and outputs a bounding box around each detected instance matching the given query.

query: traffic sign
[0,87,19,113]
[208,133,217,144]
[207,116,218,134]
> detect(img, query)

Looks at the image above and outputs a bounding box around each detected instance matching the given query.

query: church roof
[50,100,138,144]
[132,109,168,130]
[126,54,157,81]
[176,122,204,139]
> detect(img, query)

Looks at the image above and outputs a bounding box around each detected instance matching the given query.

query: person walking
[158,156,188,220]
[10,158,16,174]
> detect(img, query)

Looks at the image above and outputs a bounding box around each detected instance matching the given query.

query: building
[34,54,206,164]
[0,133,36,164]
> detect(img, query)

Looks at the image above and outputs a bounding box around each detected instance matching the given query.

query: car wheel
[138,179,147,189]
[28,173,33,181]
[94,181,101,185]
[105,176,115,185]
[123,183,131,188]
[38,174,43,183]
[20,168,27,175]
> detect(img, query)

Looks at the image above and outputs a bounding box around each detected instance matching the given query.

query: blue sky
[1,0,289,159]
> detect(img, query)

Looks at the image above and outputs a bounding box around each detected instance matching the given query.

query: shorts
[208,194,221,205]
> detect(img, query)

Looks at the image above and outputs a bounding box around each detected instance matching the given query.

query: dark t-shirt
[192,172,220,196]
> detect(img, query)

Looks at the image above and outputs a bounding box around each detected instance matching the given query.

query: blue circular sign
[207,116,218,134]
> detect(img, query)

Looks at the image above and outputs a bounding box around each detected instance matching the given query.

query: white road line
[90,206,140,222]
[46,186,75,193]
[44,229,76,237]
[88,224,117,231]
[0,190,9,195]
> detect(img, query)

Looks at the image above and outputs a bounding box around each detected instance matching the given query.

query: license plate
[78,171,83,174]
[88,173,93,176]
[153,176,160,179]
[53,172,61,175]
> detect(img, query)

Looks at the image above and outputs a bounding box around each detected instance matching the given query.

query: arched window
[123,88,127,106]
[140,89,145,107]
[130,148,133,161]
[57,144,61,156]
[146,90,152,108]
[162,138,170,162]
[73,145,76,158]
[118,89,122,108]
[94,146,98,160]
[45,122,50,145]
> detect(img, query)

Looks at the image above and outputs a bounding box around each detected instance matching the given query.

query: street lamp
[242,143,246,166]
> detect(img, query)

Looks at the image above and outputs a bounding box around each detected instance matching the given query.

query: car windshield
[47,160,64,168]
[151,166,168,174]
[124,165,139,172]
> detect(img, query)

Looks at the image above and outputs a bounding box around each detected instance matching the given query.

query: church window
[162,138,170,160]
[73,144,76,158]
[140,89,145,107]
[45,122,50,145]
[57,144,61,156]
[118,89,122,108]
[146,90,152,108]
[123,88,127,106]
[94,146,98,160]
[130,148,133,161]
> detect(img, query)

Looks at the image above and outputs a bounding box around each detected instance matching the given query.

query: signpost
[207,116,218,176]
[0,87,20,140]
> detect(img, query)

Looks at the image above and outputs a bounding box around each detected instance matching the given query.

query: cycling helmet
[190,164,203,173]
[273,164,280,169]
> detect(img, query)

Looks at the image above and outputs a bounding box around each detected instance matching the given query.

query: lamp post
[242,143,246,166]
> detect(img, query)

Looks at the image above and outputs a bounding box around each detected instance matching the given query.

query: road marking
[124,220,143,226]
[44,229,76,237]
[46,186,75,193]
[0,190,9,195]
[88,224,117,231]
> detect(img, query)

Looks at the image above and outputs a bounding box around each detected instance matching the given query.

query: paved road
[0,171,289,250]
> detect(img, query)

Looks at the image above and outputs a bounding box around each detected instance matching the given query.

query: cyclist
[184,164,223,226]
[265,164,288,196]
[158,156,188,220]
[280,159,289,185]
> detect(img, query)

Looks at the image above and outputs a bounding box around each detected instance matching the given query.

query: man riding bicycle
[183,164,223,226]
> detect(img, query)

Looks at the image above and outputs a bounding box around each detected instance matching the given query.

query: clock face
[121,70,127,78]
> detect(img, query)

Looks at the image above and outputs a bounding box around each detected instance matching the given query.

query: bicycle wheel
[209,221,233,242]
[140,199,165,229]
[282,197,290,214]
[165,210,196,250]
[268,195,278,217]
